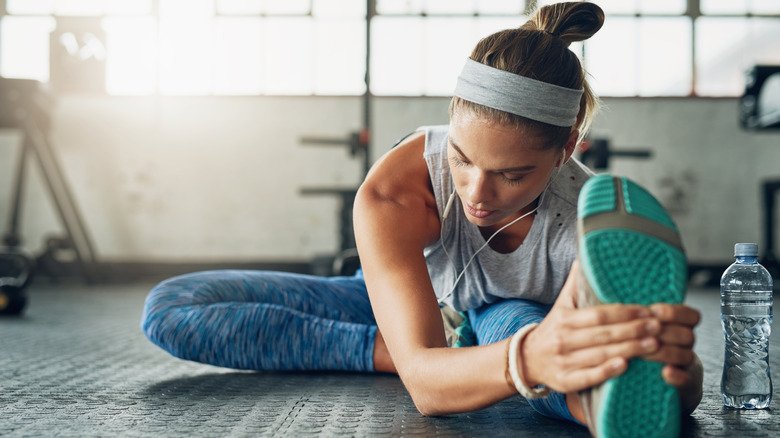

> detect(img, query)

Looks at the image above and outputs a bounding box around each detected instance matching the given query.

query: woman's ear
[560,129,579,166]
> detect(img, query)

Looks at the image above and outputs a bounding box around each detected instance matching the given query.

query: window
[1,0,365,96]
[0,16,57,82]
[1,0,778,97]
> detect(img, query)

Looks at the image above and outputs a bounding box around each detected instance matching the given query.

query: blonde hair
[449,1,604,149]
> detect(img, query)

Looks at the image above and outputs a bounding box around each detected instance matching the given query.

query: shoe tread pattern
[578,175,617,219]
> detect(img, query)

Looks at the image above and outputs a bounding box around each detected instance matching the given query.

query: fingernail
[611,359,624,370]
[638,308,651,318]
[645,320,659,333]
[642,338,656,350]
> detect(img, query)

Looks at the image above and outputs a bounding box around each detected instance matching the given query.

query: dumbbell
[0,250,33,316]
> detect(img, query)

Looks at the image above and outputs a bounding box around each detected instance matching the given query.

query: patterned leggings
[141,269,580,424]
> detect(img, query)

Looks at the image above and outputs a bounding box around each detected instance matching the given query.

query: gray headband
[453,58,584,127]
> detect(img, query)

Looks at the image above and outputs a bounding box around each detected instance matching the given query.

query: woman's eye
[449,156,469,167]
[502,174,525,185]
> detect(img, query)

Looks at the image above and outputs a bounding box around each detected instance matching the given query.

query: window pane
[103,17,156,95]
[424,17,477,95]
[265,0,310,15]
[264,17,313,94]
[700,0,748,14]
[696,17,780,96]
[313,0,366,18]
[475,0,522,15]
[54,0,105,15]
[213,18,264,95]
[159,19,214,95]
[584,17,638,96]
[159,0,214,18]
[751,0,780,14]
[7,0,54,14]
[638,18,691,95]
[376,0,423,14]
[315,19,366,94]
[217,0,264,14]
[476,16,523,40]
[0,16,56,82]
[370,17,424,95]
[638,0,685,14]
[423,0,474,15]
[699,0,780,14]
[105,0,152,15]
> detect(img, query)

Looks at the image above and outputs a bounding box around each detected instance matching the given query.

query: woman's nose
[466,171,492,204]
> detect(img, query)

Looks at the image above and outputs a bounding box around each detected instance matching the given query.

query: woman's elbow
[412,397,444,417]
[407,384,457,417]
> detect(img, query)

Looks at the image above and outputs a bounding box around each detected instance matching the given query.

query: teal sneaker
[576,174,687,438]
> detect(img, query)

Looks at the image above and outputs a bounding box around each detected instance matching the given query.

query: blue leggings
[141,269,580,424]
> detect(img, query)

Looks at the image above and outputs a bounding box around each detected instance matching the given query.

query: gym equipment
[299,129,370,255]
[740,66,780,285]
[298,130,368,277]
[760,179,780,284]
[299,3,376,277]
[740,65,780,130]
[0,78,99,314]
[0,249,32,315]
[578,136,652,170]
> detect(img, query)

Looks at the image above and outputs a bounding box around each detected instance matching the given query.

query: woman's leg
[140,269,378,372]
[468,299,585,426]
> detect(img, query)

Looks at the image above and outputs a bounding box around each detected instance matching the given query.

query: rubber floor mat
[0,283,778,437]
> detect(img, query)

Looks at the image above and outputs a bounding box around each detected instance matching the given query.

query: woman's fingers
[662,365,690,388]
[658,324,695,347]
[642,344,695,367]
[565,304,653,328]
[557,357,628,393]
[563,336,659,368]
[649,304,701,327]
[562,318,661,353]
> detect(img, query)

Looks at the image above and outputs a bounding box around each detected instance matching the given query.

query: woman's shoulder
[415,125,450,157]
[361,130,433,205]
[548,157,594,208]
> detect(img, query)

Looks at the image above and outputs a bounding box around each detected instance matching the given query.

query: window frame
[1,0,778,97]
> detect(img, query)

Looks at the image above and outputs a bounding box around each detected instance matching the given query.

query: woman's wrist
[518,326,542,388]
[507,323,549,398]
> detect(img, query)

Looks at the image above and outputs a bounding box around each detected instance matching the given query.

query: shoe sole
[578,174,687,438]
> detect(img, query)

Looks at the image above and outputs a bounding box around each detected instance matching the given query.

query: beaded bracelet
[507,322,550,399]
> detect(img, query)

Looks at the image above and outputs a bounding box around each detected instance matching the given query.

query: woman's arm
[354,135,669,416]
[354,133,518,415]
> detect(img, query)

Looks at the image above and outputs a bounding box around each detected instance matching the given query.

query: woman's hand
[520,301,660,393]
[518,261,701,394]
[643,303,701,389]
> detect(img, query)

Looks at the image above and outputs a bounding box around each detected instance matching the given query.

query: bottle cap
[734,243,758,257]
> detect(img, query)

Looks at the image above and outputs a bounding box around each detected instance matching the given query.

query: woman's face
[448,111,563,229]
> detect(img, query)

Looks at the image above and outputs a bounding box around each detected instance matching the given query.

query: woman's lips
[466,204,496,219]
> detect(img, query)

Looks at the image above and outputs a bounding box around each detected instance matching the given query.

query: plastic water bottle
[721,243,773,409]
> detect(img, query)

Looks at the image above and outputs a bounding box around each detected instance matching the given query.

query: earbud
[442,189,457,220]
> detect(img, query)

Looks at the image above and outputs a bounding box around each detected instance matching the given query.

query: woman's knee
[469,298,552,345]
[140,271,216,345]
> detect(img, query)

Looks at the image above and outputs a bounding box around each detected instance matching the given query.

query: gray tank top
[420,125,594,311]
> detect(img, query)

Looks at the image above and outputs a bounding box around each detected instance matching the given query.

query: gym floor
[1,282,779,437]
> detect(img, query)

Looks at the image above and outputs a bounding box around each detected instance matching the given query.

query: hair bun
[526,1,604,46]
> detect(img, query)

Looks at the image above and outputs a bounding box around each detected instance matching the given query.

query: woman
[142,2,703,436]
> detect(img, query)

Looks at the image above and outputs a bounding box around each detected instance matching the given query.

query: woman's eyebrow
[449,140,470,161]
[450,139,537,173]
